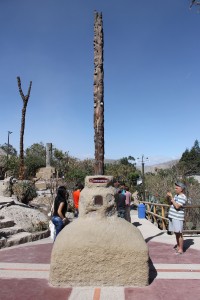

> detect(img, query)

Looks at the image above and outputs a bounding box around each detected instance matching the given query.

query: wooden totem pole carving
[94,11,104,175]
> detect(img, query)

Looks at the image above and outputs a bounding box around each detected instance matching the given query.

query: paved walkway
[0,210,200,300]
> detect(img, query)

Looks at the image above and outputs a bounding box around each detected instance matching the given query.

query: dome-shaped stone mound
[49,216,149,287]
[49,175,149,287]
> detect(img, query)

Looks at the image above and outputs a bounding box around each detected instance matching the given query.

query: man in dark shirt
[115,189,126,219]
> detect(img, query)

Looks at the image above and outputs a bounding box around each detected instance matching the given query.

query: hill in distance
[137,159,179,173]
[93,158,180,174]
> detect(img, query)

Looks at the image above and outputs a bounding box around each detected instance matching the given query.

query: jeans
[117,209,126,219]
[74,208,79,218]
[52,216,64,240]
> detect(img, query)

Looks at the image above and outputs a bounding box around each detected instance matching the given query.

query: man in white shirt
[167,182,187,254]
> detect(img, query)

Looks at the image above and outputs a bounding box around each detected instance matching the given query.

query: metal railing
[139,201,200,235]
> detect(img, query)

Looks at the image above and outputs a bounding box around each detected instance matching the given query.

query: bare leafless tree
[190,0,200,9]
[17,77,32,180]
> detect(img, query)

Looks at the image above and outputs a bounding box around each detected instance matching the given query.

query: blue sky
[0,0,200,166]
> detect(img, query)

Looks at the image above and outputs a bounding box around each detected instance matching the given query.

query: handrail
[139,201,200,234]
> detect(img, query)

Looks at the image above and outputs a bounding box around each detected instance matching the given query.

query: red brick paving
[0,278,72,300]
[0,238,200,300]
[148,240,200,264]
[1,239,198,266]
[0,243,53,264]
[125,279,200,300]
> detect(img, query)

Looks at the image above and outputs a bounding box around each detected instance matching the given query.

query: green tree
[6,155,20,177]
[24,143,46,178]
[178,140,200,176]
[105,156,138,190]
[120,156,135,166]
[25,143,46,157]
[65,158,94,186]
[145,168,177,203]
[0,144,18,177]
[0,143,17,156]
[51,148,68,178]
[50,148,94,185]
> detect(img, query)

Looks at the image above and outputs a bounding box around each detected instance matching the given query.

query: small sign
[89,177,109,183]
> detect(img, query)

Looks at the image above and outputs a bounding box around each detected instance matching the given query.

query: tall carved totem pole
[94,11,104,175]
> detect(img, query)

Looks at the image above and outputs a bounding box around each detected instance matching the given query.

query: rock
[0,205,49,232]
[31,193,53,215]
[0,218,15,229]
[0,229,50,248]
[0,225,25,237]
[0,177,14,197]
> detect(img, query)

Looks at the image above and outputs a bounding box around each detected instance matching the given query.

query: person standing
[167,182,187,254]
[72,183,84,217]
[125,186,132,222]
[115,188,126,219]
[52,186,69,240]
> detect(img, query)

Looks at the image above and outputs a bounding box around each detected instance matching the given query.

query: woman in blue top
[167,182,187,254]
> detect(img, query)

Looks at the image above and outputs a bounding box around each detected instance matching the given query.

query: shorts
[168,218,183,233]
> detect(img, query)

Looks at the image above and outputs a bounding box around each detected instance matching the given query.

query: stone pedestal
[35,167,55,181]
[49,175,149,287]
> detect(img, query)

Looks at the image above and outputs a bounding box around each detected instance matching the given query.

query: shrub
[12,181,37,204]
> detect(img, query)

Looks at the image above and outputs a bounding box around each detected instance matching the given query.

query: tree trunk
[93,11,104,175]
[17,77,32,180]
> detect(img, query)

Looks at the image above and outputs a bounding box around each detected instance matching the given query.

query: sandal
[176,251,183,255]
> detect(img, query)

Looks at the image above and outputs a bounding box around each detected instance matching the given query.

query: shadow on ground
[148,258,157,284]
[183,238,194,252]
[145,232,165,243]
[132,221,142,227]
